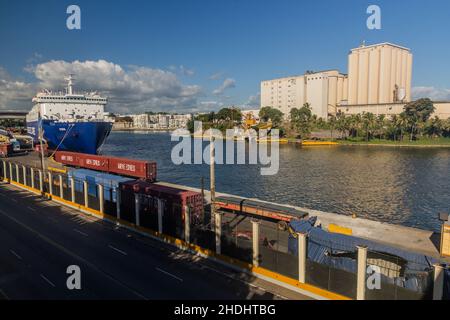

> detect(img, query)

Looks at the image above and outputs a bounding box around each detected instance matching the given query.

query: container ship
[26,75,113,155]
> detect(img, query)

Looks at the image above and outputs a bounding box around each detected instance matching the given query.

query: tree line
[188,98,450,141]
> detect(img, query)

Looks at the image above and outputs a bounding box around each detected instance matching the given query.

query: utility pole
[38,112,46,198]
[210,129,215,218]
[210,129,221,254]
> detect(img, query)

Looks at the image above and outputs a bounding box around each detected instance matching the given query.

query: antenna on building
[65,74,75,95]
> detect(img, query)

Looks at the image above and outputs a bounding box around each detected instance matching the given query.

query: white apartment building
[131,113,192,129]
[261,70,347,119]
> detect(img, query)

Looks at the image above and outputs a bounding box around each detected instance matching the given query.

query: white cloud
[242,93,260,109]
[209,72,224,80]
[7,59,204,113]
[212,78,236,95]
[168,65,195,76]
[0,67,36,110]
[412,86,450,101]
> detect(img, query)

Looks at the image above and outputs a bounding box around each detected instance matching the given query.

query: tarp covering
[288,217,446,294]
[68,168,132,201]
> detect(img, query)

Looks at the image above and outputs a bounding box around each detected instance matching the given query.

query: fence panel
[87,181,100,211]
[62,175,71,200]
[51,174,61,198]
[365,251,433,300]
[190,216,215,251]
[104,187,118,218]
[161,199,184,239]
[221,212,253,263]
[119,190,136,224]
[139,194,158,231]
[25,167,32,187]
[258,222,298,279]
[73,178,85,206]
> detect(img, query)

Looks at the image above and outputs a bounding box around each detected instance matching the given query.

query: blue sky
[0,0,449,113]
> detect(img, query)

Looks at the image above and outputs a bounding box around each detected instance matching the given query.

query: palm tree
[328,115,337,140]
[362,112,376,142]
[397,113,408,141]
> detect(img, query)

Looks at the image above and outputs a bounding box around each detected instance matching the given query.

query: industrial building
[261,42,449,119]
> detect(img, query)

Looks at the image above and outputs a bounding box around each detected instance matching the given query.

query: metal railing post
[3,161,7,181]
[433,264,445,300]
[22,165,26,185]
[157,198,163,233]
[357,245,368,300]
[215,211,222,255]
[251,220,260,266]
[83,180,89,207]
[30,167,35,189]
[98,184,104,214]
[59,175,63,198]
[134,193,140,226]
[15,164,19,183]
[9,162,13,182]
[298,232,308,284]
[48,172,53,195]
[116,187,121,220]
[38,170,43,192]
[184,205,190,243]
[70,177,75,203]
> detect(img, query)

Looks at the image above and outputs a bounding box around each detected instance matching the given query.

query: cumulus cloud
[0,67,36,110]
[212,78,236,96]
[412,86,450,101]
[168,65,195,76]
[6,59,203,113]
[242,93,260,109]
[209,72,224,80]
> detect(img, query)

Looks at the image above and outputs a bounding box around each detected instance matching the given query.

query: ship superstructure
[26,75,113,154]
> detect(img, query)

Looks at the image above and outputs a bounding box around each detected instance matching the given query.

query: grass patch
[338,137,450,146]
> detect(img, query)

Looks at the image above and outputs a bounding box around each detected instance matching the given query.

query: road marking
[27,206,36,212]
[0,208,148,300]
[155,267,183,282]
[9,249,22,260]
[11,198,17,203]
[108,245,128,256]
[40,274,56,288]
[73,229,88,237]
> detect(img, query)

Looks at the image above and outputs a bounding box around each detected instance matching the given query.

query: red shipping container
[118,181,204,227]
[54,151,79,165]
[54,151,157,181]
[109,157,157,181]
[79,154,109,171]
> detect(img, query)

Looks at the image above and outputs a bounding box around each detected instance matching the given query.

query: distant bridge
[0,111,28,120]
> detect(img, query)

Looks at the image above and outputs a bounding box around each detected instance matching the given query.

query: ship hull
[26,120,112,155]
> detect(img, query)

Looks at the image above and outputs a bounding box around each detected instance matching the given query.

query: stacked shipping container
[119,180,203,238]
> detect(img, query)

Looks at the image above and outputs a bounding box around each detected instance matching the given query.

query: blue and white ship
[26,75,113,155]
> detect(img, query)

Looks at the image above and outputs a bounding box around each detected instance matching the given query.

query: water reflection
[102,132,450,232]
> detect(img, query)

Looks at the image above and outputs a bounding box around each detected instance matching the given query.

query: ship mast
[65,74,75,95]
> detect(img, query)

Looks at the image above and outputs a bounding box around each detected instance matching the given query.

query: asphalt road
[0,181,309,300]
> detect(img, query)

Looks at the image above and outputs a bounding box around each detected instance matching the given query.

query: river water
[102,131,450,232]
